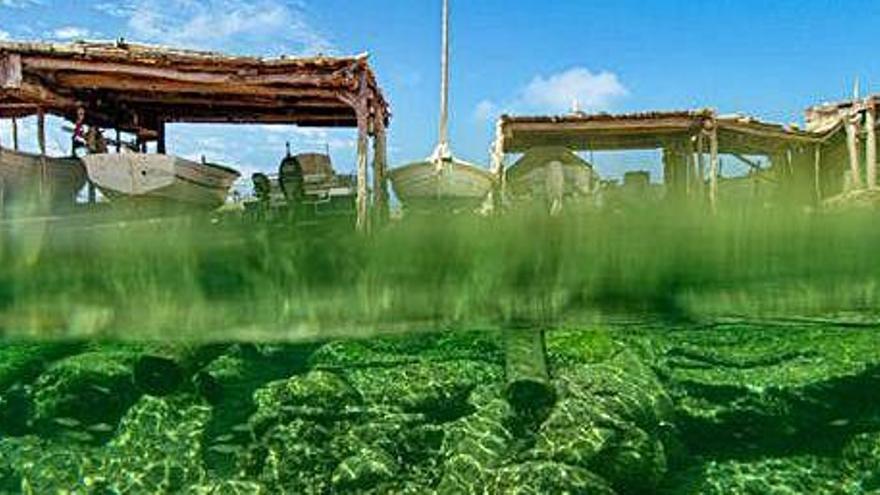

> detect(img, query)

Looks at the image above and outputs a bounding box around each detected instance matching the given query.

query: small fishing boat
[389,156,495,207]
[0,146,87,206]
[81,153,240,209]
[388,0,496,210]
[505,146,596,200]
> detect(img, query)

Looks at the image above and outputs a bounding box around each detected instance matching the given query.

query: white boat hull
[506,147,595,199]
[82,153,240,208]
[389,159,495,208]
[0,147,86,205]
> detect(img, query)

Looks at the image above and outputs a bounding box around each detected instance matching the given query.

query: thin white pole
[432,0,451,162]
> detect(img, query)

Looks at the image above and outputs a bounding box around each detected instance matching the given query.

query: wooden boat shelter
[805,96,879,198]
[0,40,391,229]
[492,110,829,208]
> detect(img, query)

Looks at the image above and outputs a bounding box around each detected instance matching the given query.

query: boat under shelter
[0,40,391,229]
[492,109,847,209]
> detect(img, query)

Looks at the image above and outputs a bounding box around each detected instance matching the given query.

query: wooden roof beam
[51,73,356,99]
[23,56,361,88]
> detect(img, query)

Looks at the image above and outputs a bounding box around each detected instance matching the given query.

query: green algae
[2,322,880,493]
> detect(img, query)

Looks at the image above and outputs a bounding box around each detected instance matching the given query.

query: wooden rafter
[0,40,390,135]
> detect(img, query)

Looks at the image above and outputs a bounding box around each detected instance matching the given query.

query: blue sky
[2,0,880,181]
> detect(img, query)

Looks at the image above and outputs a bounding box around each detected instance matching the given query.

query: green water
[1,203,879,493]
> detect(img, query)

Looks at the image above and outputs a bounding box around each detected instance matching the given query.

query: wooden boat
[81,153,240,208]
[387,0,496,210]
[0,146,87,206]
[389,157,495,208]
[506,146,595,200]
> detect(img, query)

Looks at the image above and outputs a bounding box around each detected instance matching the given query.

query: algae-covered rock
[345,360,500,421]
[251,418,336,494]
[842,431,880,491]
[251,370,362,430]
[437,388,516,493]
[134,343,229,396]
[487,461,616,495]
[31,350,141,436]
[185,479,267,495]
[0,435,101,494]
[0,343,83,392]
[667,456,847,495]
[533,354,671,494]
[331,446,399,492]
[647,324,880,454]
[100,394,211,493]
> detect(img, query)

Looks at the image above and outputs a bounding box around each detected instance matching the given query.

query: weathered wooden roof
[0,40,390,136]
[499,109,825,155]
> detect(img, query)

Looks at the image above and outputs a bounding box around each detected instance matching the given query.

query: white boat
[506,146,596,200]
[387,0,496,210]
[389,157,495,208]
[0,146,86,206]
[81,153,240,208]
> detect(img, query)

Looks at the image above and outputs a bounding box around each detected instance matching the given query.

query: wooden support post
[37,109,47,195]
[11,117,18,151]
[115,129,121,153]
[845,113,863,190]
[685,138,696,197]
[708,125,719,213]
[866,106,877,189]
[488,121,506,213]
[814,144,822,203]
[696,132,706,199]
[372,117,388,223]
[156,121,166,155]
[355,109,370,232]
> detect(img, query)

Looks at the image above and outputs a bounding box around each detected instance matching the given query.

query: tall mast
[434,0,451,161]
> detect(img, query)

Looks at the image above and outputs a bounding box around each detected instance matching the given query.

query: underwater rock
[0,435,102,493]
[195,344,317,475]
[486,461,616,495]
[344,360,500,421]
[437,388,516,493]
[0,343,84,392]
[842,431,880,491]
[331,446,399,491]
[251,370,362,429]
[666,456,846,495]
[648,324,880,455]
[185,479,267,495]
[251,418,337,494]
[0,343,86,435]
[31,350,141,436]
[533,353,672,494]
[308,332,504,369]
[134,343,229,396]
[100,394,212,493]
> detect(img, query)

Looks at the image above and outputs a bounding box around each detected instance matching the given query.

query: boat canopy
[496,110,828,156]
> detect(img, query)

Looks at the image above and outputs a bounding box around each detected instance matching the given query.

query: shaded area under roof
[498,110,826,155]
[0,40,390,136]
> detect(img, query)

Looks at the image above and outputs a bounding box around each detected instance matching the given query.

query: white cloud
[0,0,40,8]
[475,67,628,121]
[521,68,627,112]
[52,26,91,40]
[99,0,334,55]
[473,100,497,122]
[0,29,10,41]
